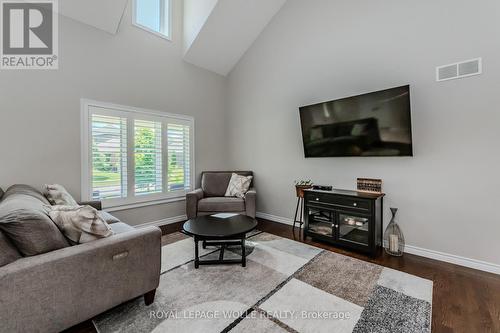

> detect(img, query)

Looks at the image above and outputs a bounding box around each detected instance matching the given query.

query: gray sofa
[0,185,161,333]
[186,171,256,219]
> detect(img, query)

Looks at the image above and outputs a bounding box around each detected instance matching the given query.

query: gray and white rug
[94,231,432,333]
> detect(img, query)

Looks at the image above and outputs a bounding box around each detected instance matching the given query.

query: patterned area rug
[93,231,432,333]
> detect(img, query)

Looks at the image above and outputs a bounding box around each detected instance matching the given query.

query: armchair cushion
[198,197,245,213]
[201,173,233,197]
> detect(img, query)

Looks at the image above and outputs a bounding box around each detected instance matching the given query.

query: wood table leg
[194,237,199,269]
[299,198,304,228]
[219,244,225,260]
[242,237,246,267]
[293,197,300,230]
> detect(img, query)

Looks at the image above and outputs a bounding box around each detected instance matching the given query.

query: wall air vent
[436,58,482,82]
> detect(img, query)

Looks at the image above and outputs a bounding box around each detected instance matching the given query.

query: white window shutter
[167,123,191,191]
[134,119,163,195]
[91,114,128,200]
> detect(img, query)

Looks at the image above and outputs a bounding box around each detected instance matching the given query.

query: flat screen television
[299,85,413,157]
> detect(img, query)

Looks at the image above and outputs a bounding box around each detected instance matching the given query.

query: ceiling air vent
[436,58,482,82]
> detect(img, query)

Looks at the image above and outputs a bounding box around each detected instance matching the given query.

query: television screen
[299,85,413,157]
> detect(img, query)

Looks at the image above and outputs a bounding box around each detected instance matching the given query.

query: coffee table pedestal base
[194,236,246,268]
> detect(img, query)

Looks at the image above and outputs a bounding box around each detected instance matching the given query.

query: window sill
[132,22,172,41]
[103,196,186,212]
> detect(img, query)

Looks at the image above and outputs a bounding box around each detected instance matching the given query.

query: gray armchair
[186,171,256,219]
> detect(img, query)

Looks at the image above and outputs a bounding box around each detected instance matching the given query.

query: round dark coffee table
[183,214,258,268]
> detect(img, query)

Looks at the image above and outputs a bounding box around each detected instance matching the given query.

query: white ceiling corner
[183,0,287,76]
[59,0,129,35]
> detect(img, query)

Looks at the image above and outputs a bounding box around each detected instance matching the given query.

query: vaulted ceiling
[50,0,286,76]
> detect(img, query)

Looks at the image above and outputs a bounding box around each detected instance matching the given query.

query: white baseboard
[404,245,500,275]
[256,212,294,225]
[135,214,187,228]
[257,211,500,275]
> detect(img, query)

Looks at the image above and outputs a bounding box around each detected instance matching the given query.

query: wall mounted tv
[299,85,413,157]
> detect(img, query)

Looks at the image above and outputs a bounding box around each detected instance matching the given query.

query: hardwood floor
[65,219,500,333]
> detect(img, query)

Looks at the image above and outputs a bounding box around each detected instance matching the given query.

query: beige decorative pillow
[47,205,113,244]
[42,184,78,206]
[225,173,253,198]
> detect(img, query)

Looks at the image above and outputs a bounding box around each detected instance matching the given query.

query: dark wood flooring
[65,219,500,333]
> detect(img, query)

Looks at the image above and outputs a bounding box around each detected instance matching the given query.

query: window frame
[132,0,172,41]
[81,99,195,211]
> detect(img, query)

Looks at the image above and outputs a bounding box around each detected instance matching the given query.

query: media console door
[335,210,374,252]
[305,204,334,237]
[303,189,383,257]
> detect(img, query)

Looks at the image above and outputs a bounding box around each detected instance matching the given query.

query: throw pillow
[225,173,253,198]
[48,205,113,244]
[42,184,78,206]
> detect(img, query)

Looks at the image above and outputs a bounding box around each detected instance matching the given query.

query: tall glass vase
[383,208,405,256]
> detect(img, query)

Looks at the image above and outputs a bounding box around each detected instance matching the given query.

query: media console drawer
[305,193,371,211]
[303,189,384,257]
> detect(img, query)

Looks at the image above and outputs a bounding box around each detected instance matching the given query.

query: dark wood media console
[303,189,384,257]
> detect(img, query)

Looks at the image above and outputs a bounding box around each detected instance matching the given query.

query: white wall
[0,0,228,226]
[227,0,500,265]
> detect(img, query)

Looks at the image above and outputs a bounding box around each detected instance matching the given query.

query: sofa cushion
[42,184,78,206]
[198,197,245,212]
[0,185,69,256]
[98,211,121,224]
[3,184,51,205]
[201,171,253,197]
[0,230,21,267]
[0,210,69,256]
[110,222,135,234]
